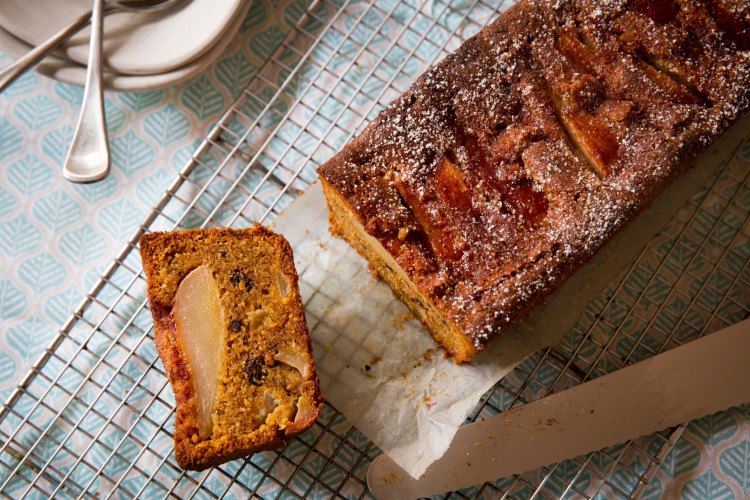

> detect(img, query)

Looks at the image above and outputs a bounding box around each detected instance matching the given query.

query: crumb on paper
[362,357,381,375]
[421,394,436,412]
[391,311,414,330]
[320,305,333,317]
[546,417,558,426]
[422,348,437,361]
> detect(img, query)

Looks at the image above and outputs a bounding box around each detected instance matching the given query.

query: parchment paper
[272,117,747,479]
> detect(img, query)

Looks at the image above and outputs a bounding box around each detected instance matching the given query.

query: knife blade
[367,318,750,499]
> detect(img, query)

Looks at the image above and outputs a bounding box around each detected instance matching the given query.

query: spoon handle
[0,12,92,94]
[64,0,110,183]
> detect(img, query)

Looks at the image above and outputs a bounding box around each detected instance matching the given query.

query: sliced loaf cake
[140,226,322,470]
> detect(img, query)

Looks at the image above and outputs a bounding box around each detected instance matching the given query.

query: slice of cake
[318,0,750,363]
[140,226,322,470]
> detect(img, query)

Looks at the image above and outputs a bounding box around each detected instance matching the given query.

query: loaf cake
[318,0,750,363]
[140,226,322,470]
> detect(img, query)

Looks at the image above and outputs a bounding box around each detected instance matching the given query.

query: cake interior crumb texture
[140,226,322,470]
[318,0,750,363]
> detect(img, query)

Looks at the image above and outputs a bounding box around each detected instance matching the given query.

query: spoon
[63,0,108,183]
[0,0,181,94]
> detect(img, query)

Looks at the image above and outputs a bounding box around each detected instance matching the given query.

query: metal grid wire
[1,0,748,497]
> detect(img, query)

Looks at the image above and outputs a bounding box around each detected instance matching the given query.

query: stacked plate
[0,0,252,91]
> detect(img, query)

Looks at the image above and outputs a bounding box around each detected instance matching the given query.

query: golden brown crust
[140,226,323,470]
[318,0,750,362]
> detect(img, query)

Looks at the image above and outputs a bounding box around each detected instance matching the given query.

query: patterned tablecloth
[0,1,748,497]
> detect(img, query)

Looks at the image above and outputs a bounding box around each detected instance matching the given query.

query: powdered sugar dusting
[318,0,750,354]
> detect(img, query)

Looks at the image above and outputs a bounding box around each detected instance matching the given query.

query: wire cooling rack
[1,0,749,497]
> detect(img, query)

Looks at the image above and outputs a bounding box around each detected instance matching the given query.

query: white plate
[0,0,250,91]
[0,0,245,75]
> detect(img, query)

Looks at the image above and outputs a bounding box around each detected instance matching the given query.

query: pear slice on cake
[173,265,225,440]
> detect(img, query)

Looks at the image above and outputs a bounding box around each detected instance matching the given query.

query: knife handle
[368,319,750,498]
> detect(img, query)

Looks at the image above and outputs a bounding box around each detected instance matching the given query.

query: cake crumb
[391,311,414,330]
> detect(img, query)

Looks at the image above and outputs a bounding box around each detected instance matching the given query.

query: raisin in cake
[318,0,750,363]
[140,226,322,470]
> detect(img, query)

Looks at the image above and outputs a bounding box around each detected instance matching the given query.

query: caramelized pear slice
[394,156,469,260]
[551,91,618,178]
[555,28,597,74]
[274,348,311,379]
[636,59,703,105]
[434,156,470,208]
[173,265,225,440]
[293,395,317,427]
[273,270,291,298]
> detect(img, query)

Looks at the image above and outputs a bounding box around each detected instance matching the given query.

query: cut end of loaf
[321,179,479,363]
